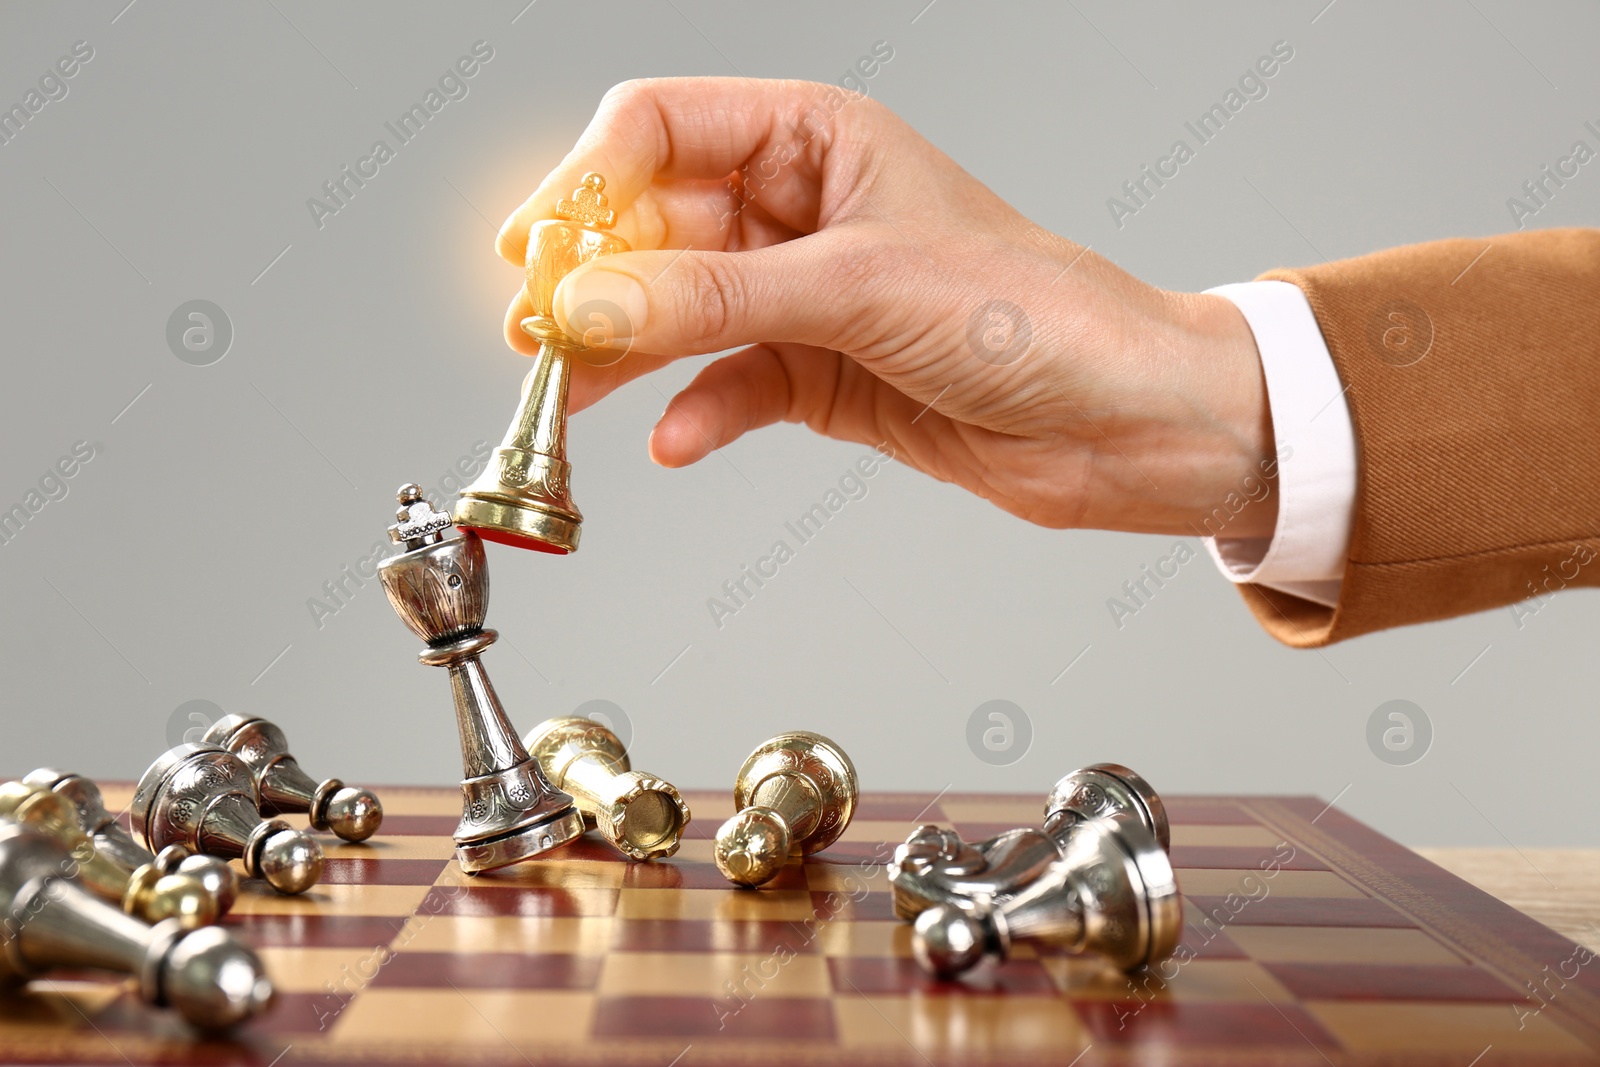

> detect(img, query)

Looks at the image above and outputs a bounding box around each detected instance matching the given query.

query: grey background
[1,1,1596,849]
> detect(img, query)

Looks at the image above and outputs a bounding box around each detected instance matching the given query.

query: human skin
[496,77,1276,539]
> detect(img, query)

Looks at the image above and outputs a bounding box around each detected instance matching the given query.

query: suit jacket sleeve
[1237,227,1600,647]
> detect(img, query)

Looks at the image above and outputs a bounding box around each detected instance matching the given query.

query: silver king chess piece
[0,780,216,930]
[202,715,383,842]
[714,732,858,888]
[910,815,1181,978]
[378,484,583,873]
[133,744,325,895]
[523,716,691,861]
[0,822,274,1031]
[23,767,239,915]
[890,763,1171,921]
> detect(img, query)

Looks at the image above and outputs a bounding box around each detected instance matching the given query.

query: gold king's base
[453,492,580,555]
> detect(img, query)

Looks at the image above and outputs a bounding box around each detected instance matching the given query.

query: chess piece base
[453,495,578,555]
[456,806,585,874]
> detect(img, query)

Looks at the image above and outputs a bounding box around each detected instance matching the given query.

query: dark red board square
[370,951,601,990]
[593,995,835,1040]
[1171,845,1329,871]
[1264,962,1527,1002]
[1074,1000,1341,1048]
[371,814,461,836]
[1161,798,1263,825]
[418,885,617,918]
[318,858,447,886]
[853,794,948,822]
[1185,895,1414,928]
[610,919,821,955]
[829,956,1057,996]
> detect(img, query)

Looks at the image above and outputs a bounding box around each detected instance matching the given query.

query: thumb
[552,235,870,357]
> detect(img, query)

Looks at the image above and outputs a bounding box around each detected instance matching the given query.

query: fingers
[498,78,851,264]
[550,227,879,359]
[648,345,798,467]
[648,342,947,468]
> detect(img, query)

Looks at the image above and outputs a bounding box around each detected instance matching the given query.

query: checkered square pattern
[3,787,1597,1065]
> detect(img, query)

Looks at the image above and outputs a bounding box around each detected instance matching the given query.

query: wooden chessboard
[3,786,1599,1066]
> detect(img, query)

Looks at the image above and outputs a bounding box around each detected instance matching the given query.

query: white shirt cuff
[1201,281,1357,609]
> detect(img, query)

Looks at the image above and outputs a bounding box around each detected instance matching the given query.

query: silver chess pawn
[714,732,858,888]
[0,780,217,930]
[0,822,274,1031]
[202,714,383,842]
[523,716,691,861]
[890,763,1170,922]
[378,485,583,873]
[133,744,325,895]
[911,816,1181,978]
[23,767,239,915]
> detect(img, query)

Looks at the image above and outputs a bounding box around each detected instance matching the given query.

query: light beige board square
[673,839,715,863]
[1170,824,1285,847]
[96,785,135,813]
[835,993,1090,1053]
[597,951,830,997]
[323,836,454,861]
[1175,868,1367,898]
[393,915,613,955]
[1045,958,1295,1002]
[1308,1002,1592,1056]
[938,799,1040,824]
[614,888,816,922]
[816,920,914,958]
[256,946,395,995]
[329,990,595,1047]
[435,858,625,890]
[227,884,432,917]
[0,982,122,1034]
[839,820,925,844]
[1227,926,1467,965]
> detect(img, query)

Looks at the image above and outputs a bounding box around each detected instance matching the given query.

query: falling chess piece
[912,817,1181,978]
[133,744,324,895]
[379,486,584,872]
[523,717,691,861]
[714,732,858,888]
[454,172,632,554]
[202,715,383,843]
[1043,763,1170,853]
[0,781,217,930]
[889,763,1172,922]
[0,822,274,1031]
[22,767,239,915]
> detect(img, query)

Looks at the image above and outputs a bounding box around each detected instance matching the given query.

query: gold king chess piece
[454,173,631,554]
[523,717,691,861]
[714,732,858,888]
[379,485,584,872]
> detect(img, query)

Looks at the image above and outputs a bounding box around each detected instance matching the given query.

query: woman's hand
[497,77,1275,538]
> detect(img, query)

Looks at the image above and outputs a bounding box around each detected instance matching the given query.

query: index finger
[496,76,844,264]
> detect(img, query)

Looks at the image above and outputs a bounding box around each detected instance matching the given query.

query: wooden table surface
[1420,847,1600,951]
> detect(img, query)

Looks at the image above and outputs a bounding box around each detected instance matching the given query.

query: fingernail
[557,268,647,348]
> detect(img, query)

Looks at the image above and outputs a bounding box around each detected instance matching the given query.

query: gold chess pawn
[523,717,691,861]
[454,172,631,554]
[714,732,858,888]
[0,780,217,929]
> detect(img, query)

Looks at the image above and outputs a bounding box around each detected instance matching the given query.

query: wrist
[1162,290,1279,541]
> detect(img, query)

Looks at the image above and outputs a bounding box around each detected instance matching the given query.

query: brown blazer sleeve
[1238,227,1600,647]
